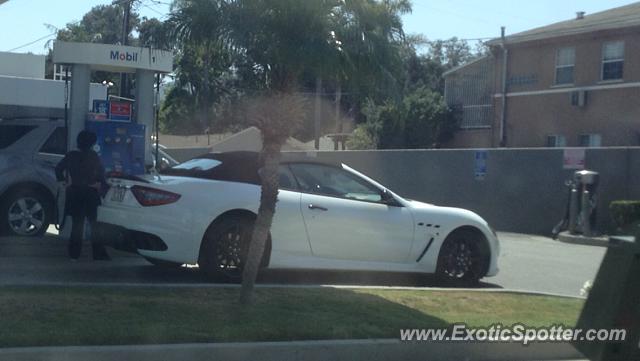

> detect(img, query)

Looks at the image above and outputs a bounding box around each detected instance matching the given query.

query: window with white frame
[546,135,566,147]
[555,47,575,85]
[602,41,624,81]
[579,134,602,147]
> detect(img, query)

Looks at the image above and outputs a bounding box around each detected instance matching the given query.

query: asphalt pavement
[0,229,606,297]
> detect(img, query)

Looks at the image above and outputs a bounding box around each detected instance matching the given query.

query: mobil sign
[110,50,139,63]
[109,101,132,121]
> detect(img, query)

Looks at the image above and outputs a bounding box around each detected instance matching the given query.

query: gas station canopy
[51,41,174,171]
[52,41,173,74]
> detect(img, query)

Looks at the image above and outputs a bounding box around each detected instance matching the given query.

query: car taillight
[130,185,181,207]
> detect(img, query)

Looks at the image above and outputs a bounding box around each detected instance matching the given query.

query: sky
[0,0,637,54]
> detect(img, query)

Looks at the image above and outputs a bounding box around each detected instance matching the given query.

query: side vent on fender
[416,237,435,262]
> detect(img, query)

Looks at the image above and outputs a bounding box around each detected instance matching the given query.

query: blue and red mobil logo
[110,50,138,63]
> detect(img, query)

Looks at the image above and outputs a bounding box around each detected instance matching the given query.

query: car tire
[144,257,184,268]
[0,188,52,237]
[198,215,253,283]
[435,229,488,287]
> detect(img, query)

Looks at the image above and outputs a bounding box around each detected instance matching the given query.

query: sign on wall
[563,148,586,169]
[474,150,488,180]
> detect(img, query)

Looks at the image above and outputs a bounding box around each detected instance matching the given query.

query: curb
[0,339,586,361]
[0,282,586,299]
[557,232,609,247]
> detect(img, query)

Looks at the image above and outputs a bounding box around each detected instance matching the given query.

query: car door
[287,163,415,263]
[268,165,313,260]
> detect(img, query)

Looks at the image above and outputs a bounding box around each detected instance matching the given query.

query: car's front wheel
[436,229,488,286]
[0,189,52,237]
[198,215,253,282]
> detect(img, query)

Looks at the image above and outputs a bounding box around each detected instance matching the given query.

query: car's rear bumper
[93,222,169,254]
[97,204,200,264]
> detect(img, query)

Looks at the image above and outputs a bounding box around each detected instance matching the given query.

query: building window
[555,47,575,85]
[579,134,602,147]
[546,135,566,147]
[602,41,624,81]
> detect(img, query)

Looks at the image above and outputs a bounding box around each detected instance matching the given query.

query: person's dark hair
[77,130,97,151]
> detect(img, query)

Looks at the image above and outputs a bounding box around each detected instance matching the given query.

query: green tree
[425,37,475,69]
[403,87,454,148]
[217,0,416,303]
[224,0,339,305]
[166,0,234,131]
[329,0,411,131]
[54,3,140,45]
[45,2,141,93]
[158,85,201,134]
[138,17,173,49]
[359,87,455,149]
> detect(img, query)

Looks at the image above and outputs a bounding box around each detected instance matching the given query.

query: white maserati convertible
[96,151,499,284]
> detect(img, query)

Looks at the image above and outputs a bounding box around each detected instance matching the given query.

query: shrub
[610,200,640,229]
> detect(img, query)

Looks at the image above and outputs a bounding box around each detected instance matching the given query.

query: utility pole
[314,77,322,150]
[120,0,132,98]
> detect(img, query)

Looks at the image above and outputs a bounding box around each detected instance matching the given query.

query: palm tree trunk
[239,140,282,305]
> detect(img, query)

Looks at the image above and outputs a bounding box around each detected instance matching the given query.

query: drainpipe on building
[499,26,508,147]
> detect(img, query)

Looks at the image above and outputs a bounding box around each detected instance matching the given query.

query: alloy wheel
[8,197,46,236]
[440,237,480,279]
[214,224,248,277]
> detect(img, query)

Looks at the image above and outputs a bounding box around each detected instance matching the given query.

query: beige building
[445,2,640,148]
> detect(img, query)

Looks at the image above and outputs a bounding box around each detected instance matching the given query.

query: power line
[7,32,57,52]
[148,0,172,6]
[142,3,165,17]
[141,1,169,18]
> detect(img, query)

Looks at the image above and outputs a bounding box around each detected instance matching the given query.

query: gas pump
[569,170,599,236]
[85,121,146,175]
[553,170,600,238]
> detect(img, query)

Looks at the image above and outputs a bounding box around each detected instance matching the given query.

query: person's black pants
[66,186,109,260]
[69,215,109,260]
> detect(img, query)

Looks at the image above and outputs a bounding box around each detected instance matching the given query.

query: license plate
[111,186,126,202]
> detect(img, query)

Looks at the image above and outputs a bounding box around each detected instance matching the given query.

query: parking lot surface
[0,230,605,297]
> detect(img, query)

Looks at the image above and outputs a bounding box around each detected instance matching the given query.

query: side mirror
[381,189,396,205]
[158,158,171,171]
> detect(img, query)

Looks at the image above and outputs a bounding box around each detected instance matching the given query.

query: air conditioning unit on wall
[571,90,588,107]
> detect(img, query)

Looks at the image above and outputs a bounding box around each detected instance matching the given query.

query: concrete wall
[284,147,640,235]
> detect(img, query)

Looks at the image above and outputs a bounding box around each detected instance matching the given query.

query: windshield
[171,158,221,171]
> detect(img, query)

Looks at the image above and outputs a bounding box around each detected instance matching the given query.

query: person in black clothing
[55,130,110,261]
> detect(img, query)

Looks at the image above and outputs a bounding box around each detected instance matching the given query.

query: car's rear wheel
[144,257,184,268]
[436,229,488,286]
[1,189,51,237]
[199,215,253,282]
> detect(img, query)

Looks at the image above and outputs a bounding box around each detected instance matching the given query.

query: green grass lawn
[0,286,583,347]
